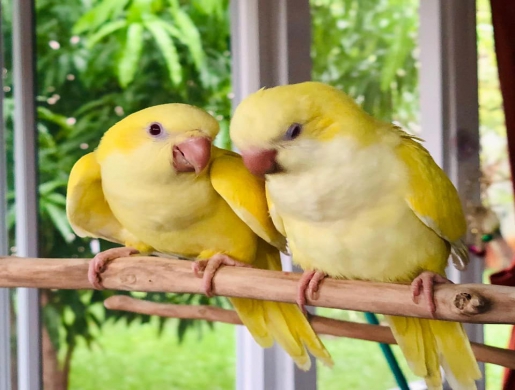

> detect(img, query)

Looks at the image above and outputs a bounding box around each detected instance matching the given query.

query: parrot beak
[173,136,212,174]
[241,149,279,178]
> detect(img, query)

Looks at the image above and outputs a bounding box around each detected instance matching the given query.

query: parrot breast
[267,135,449,282]
[268,135,408,221]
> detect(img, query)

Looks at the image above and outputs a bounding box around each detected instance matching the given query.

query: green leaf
[127,0,153,23]
[43,202,75,243]
[117,23,144,88]
[45,192,67,206]
[37,106,72,129]
[73,0,130,35]
[43,304,61,351]
[192,0,225,18]
[148,15,182,38]
[177,318,191,343]
[380,17,412,91]
[39,180,67,196]
[86,20,128,49]
[167,0,180,12]
[171,8,205,71]
[7,204,15,230]
[144,20,182,85]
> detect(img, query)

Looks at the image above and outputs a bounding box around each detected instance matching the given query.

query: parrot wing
[265,186,286,237]
[395,128,469,270]
[210,148,287,252]
[66,152,144,247]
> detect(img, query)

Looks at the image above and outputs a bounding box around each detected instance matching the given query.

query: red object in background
[484,237,515,269]
[490,260,515,390]
[490,0,515,197]
[490,260,515,287]
[490,1,515,387]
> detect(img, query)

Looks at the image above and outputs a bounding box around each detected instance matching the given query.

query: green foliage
[311,0,419,129]
[69,319,237,390]
[72,0,208,88]
[67,315,511,389]
[476,0,512,215]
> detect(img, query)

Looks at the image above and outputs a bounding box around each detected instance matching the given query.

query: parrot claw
[297,270,327,315]
[192,254,251,297]
[410,271,453,316]
[88,247,139,289]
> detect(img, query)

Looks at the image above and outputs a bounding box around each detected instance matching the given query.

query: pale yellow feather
[265,186,286,237]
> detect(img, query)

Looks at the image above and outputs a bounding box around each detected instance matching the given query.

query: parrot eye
[148,122,163,137]
[285,123,302,140]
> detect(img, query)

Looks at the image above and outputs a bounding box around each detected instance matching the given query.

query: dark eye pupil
[286,123,302,140]
[149,123,162,136]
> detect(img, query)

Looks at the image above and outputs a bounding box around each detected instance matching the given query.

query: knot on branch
[453,290,490,316]
[119,273,137,285]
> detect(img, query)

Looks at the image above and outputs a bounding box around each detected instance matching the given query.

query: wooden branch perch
[1,256,515,324]
[104,295,515,370]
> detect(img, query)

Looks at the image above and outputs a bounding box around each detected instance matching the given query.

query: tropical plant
[311,0,419,131]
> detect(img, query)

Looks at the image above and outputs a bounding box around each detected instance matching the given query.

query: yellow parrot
[66,103,332,370]
[230,82,481,389]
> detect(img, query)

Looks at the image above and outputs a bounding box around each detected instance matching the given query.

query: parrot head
[96,103,219,176]
[230,82,379,178]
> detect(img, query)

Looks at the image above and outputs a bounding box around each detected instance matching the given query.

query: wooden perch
[104,295,515,370]
[1,256,515,324]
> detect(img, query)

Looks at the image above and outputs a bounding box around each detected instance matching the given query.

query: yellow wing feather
[265,186,286,237]
[210,148,287,252]
[66,152,144,247]
[395,128,469,269]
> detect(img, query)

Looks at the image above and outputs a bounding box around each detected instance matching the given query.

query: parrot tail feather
[385,315,481,390]
[230,297,333,370]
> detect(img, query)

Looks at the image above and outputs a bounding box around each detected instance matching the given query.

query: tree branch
[104,295,515,370]
[1,256,515,324]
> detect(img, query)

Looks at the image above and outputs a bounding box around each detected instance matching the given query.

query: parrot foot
[192,254,251,297]
[410,271,453,316]
[88,247,139,289]
[297,270,327,315]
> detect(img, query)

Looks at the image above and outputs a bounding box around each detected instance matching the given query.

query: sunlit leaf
[167,0,180,12]
[45,192,67,206]
[144,19,182,85]
[43,202,74,243]
[39,180,67,195]
[171,7,205,71]
[86,20,128,49]
[117,23,144,88]
[73,0,130,35]
[37,106,72,129]
[214,120,230,150]
[192,0,225,18]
